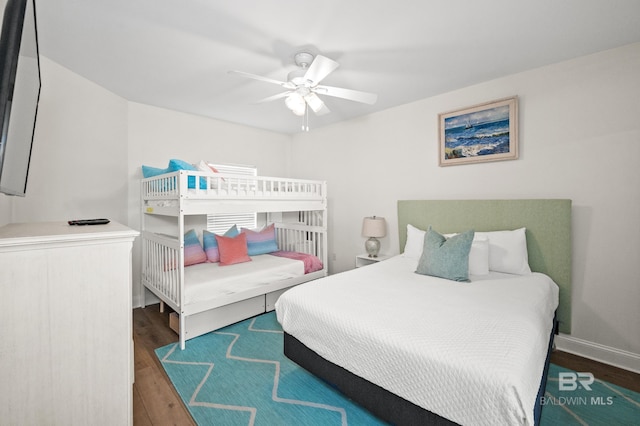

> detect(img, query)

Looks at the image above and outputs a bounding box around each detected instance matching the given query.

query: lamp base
[365,237,380,258]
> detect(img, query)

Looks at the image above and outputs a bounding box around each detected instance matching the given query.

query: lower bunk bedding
[142,237,325,349]
[182,251,323,305]
[275,255,559,426]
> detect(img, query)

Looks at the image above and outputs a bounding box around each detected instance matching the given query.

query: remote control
[68,218,110,226]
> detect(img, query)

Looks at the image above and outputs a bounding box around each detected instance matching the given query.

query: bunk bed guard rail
[142,171,326,200]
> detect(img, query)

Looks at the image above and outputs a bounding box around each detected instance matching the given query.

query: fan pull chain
[302,103,310,132]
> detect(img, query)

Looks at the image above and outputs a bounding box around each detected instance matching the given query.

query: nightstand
[355,253,392,268]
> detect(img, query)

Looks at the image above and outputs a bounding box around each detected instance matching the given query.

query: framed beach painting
[439,96,518,166]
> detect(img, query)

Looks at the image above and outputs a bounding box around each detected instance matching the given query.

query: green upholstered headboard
[397,199,572,334]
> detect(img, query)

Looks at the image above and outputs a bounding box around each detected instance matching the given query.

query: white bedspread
[184,254,304,305]
[275,255,558,426]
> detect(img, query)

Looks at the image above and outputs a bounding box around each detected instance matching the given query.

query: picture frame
[438,96,518,166]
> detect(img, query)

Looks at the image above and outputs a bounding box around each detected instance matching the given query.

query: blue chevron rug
[542,364,640,425]
[155,312,384,425]
[156,312,640,425]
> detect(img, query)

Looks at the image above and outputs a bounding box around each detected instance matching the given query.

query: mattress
[275,255,559,426]
[184,254,304,305]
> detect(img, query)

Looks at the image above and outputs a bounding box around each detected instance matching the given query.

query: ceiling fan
[230,52,377,130]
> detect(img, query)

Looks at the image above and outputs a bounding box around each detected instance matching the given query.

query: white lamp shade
[362,216,386,238]
[285,93,305,116]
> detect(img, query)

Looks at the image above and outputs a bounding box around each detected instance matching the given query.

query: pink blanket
[269,251,323,274]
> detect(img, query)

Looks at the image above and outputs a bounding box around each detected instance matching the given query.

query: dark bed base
[284,332,457,425]
[535,316,559,425]
[283,316,558,426]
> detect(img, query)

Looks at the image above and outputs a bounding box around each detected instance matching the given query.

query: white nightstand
[355,253,393,268]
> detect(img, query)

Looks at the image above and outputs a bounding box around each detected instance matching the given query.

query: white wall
[0,55,292,308]
[0,57,129,225]
[290,43,640,365]
[126,102,291,306]
[1,41,637,370]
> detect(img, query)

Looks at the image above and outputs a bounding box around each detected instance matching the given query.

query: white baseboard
[554,333,640,374]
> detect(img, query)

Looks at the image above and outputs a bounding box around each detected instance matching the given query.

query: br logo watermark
[558,372,594,391]
[541,371,614,406]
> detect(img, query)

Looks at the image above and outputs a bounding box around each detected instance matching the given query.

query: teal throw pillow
[141,159,206,189]
[416,227,475,282]
[168,159,207,189]
[141,165,168,178]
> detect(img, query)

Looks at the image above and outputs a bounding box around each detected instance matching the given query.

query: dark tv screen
[0,0,41,196]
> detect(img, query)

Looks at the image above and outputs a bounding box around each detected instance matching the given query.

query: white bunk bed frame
[141,170,328,349]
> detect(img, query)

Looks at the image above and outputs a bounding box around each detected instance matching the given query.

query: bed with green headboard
[278,198,571,425]
[397,199,572,334]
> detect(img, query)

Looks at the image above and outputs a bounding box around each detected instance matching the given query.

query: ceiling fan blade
[228,70,295,89]
[313,103,331,116]
[304,55,339,85]
[254,91,293,104]
[304,93,331,116]
[315,85,378,105]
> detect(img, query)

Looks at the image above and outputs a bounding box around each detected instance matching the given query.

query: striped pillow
[242,223,279,255]
[203,225,239,263]
[215,232,251,266]
[184,229,207,266]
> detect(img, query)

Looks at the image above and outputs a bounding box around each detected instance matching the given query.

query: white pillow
[403,224,426,259]
[468,236,490,275]
[475,228,532,275]
[194,160,216,175]
[194,160,222,189]
[405,224,490,275]
[444,232,490,275]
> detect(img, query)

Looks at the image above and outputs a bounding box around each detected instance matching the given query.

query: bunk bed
[141,169,327,349]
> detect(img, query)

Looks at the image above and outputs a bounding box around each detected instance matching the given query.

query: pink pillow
[203,225,239,263]
[215,232,251,266]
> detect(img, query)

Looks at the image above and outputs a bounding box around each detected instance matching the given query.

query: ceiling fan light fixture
[304,93,323,112]
[291,106,306,116]
[285,93,305,116]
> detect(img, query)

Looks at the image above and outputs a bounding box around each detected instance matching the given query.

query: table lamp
[362,216,386,257]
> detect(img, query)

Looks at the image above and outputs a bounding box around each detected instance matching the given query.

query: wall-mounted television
[0,0,41,196]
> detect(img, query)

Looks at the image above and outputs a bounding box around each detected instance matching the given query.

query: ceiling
[35,0,640,134]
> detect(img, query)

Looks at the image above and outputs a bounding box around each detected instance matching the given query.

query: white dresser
[0,221,139,425]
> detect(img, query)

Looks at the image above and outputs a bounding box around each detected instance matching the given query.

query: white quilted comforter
[276,255,558,426]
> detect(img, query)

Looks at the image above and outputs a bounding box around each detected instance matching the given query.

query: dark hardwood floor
[133,305,195,425]
[132,305,640,425]
[550,350,640,393]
